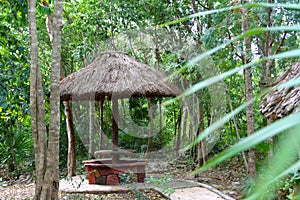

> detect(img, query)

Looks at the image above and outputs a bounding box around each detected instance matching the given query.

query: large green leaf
[184,76,300,158]
[246,124,300,200]
[195,111,300,173]
[164,48,300,106]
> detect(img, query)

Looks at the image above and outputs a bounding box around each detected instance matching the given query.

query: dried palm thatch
[60,51,180,101]
[260,61,300,120]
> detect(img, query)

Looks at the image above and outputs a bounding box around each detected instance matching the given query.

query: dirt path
[0,158,243,199]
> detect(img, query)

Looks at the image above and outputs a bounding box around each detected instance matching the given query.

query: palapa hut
[60,51,179,100]
[260,61,300,120]
[60,51,180,185]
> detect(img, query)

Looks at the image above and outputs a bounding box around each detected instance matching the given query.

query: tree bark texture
[29,0,62,198]
[28,0,47,198]
[146,98,154,158]
[176,107,182,157]
[197,101,205,166]
[44,0,76,178]
[63,101,76,177]
[181,109,187,145]
[41,0,62,198]
[159,102,162,141]
[98,98,105,150]
[240,7,257,176]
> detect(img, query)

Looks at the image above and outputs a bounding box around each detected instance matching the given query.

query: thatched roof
[260,61,300,120]
[60,51,181,101]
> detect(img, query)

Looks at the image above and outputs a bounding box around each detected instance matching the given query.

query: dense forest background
[1,0,300,199]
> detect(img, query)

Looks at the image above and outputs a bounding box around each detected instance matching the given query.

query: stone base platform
[59,176,235,200]
[59,176,147,194]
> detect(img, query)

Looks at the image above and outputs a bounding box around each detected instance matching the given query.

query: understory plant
[166,2,300,199]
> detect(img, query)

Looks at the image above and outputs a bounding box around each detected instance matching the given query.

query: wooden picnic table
[83,158,147,185]
[94,150,135,156]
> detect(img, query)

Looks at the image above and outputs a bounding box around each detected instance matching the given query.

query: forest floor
[0,156,248,199]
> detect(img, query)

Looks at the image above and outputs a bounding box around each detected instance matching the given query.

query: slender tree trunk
[35,64,48,199]
[28,0,47,198]
[64,101,76,177]
[40,0,62,198]
[176,107,182,157]
[187,100,196,159]
[44,0,76,178]
[29,0,62,198]
[226,86,249,171]
[181,108,187,144]
[188,122,195,158]
[240,7,256,176]
[265,0,273,87]
[197,101,205,166]
[146,98,154,158]
[173,110,177,147]
[98,98,105,150]
[154,47,163,146]
[265,1,274,163]
[89,101,95,158]
[159,101,162,141]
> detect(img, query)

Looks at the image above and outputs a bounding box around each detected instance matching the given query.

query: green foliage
[129,98,149,126]
[165,2,300,199]
[0,0,32,176]
[2,1,300,199]
[282,171,300,200]
[0,120,34,174]
[147,173,175,195]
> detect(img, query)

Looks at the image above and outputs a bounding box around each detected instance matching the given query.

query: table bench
[83,158,147,185]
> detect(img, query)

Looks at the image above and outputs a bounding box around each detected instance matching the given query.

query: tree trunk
[173,110,177,147]
[159,101,162,142]
[176,107,182,157]
[44,0,76,178]
[197,101,205,167]
[181,108,187,144]
[98,98,105,150]
[63,101,76,177]
[89,101,95,158]
[40,0,62,198]
[28,0,47,198]
[146,98,154,158]
[240,7,256,176]
[29,0,62,198]
[35,64,48,199]
[187,101,196,159]
[264,0,274,163]
[226,85,249,171]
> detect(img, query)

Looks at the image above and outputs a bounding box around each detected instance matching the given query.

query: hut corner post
[112,97,119,164]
